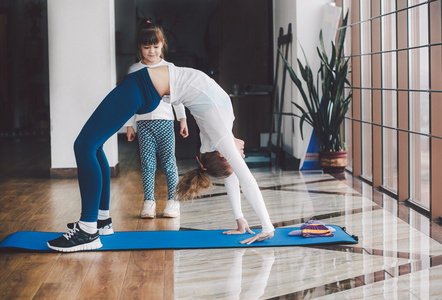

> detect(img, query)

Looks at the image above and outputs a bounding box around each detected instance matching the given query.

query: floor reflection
[175,248,275,299]
[173,165,442,299]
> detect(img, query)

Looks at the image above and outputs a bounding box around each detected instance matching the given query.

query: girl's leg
[47,70,162,252]
[216,136,274,233]
[137,120,157,202]
[97,145,111,211]
[74,82,144,222]
[154,120,178,200]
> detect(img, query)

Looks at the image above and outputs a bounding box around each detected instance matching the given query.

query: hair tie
[196,156,207,171]
[146,20,152,23]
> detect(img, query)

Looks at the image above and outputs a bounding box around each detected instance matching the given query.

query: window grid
[340,0,442,218]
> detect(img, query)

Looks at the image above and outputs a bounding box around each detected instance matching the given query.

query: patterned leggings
[137,119,178,201]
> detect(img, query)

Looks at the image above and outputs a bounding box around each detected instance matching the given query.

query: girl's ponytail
[175,168,212,201]
[175,152,233,201]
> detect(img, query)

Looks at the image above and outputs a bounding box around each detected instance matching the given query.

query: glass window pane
[342,0,352,171]
[361,123,372,179]
[409,91,430,135]
[381,16,396,52]
[383,128,397,190]
[408,2,430,208]
[381,5,397,191]
[382,90,397,191]
[345,93,352,171]
[360,0,372,179]
[409,47,429,92]
[410,134,430,208]
[408,2,429,48]
[381,0,396,15]
[342,0,352,55]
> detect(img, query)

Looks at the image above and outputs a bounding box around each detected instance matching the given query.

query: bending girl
[47,65,274,252]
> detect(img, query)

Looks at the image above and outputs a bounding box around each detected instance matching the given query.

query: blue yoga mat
[0,226,357,252]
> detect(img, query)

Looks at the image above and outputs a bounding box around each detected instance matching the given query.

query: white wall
[48,0,117,169]
[273,0,341,167]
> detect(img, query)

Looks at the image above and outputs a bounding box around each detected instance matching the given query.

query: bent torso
[147,66,170,97]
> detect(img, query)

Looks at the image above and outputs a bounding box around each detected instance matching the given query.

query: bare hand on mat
[239,231,274,245]
[222,218,274,244]
[222,217,255,235]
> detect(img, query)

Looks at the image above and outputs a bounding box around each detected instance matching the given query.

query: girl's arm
[217,136,274,244]
[224,173,243,220]
[173,103,186,120]
[179,118,189,138]
[172,103,189,138]
[126,126,136,142]
[124,115,137,142]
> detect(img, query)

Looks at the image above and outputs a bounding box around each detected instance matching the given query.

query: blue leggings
[74,69,161,222]
[137,120,178,201]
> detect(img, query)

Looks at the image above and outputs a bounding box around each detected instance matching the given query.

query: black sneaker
[66,218,114,235]
[47,223,102,252]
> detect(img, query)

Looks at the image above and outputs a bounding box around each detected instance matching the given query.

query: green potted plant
[279,11,352,173]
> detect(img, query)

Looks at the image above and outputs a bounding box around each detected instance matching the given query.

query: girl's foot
[48,223,102,252]
[141,200,156,219]
[66,218,114,235]
[163,200,180,218]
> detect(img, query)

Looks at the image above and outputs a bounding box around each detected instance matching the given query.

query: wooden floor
[0,136,177,299]
[3,136,442,299]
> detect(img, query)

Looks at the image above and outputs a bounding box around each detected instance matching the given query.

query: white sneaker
[141,200,156,219]
[163,200,180,218]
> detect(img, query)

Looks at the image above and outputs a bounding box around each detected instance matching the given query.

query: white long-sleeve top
[164,65,234,153]
[124,60,186,129]
[163,65,274,233]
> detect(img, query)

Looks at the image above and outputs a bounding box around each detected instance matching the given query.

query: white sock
[78,221,97,234]
[98,210,110,220]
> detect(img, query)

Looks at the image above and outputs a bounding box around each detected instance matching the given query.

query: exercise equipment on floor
[0,226,358,252]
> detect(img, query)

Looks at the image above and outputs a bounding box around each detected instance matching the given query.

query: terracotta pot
[318,151,347,174]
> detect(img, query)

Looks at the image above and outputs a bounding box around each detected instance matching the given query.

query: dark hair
[136,19,168,60]
[175,152,233,201]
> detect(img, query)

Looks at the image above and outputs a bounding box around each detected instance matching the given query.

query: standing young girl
[125,20,188,219]
[47,65,274,252]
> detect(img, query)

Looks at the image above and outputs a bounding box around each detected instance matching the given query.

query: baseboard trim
[50,162,120,179]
